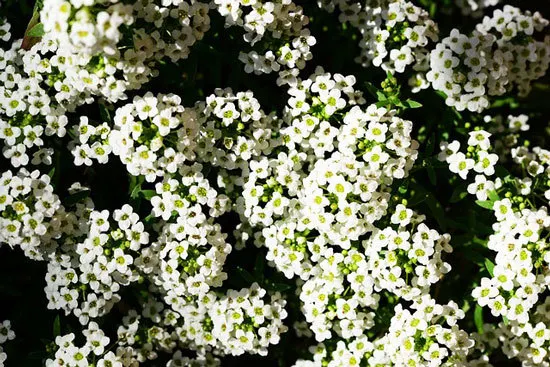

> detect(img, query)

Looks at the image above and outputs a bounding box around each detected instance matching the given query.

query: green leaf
[27,22,45,37]
[427,164,437,186]
[425,192,447,231]
[99,102,112,122]
[140,190,156,200]
[144,213,154,224]
[377,91,388,101]
[236,267,255,284]
[33,0,45,11]
[53,315,60,337]
[405,99,423,108]
[490,97,518,109]
[425,134,436,156]
[476,200,494,210]
[64,190,90,206]
[398,179,409,195]
[459,244,488,266]
[495,165,511,178]
[254,254,265,282]
[375,100,390,108]
[429,2,437,18]
[474,305,484,334]
[364,82,380,98]
[388,96,401,106]
[485,258,495,277]
[268,282,292,292]
[129,175,144,199]
[450,183,469,203]
[488,190,500,202]
[503,316,509,325]
[28,351,47,360]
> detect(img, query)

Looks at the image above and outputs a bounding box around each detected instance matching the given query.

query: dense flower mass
[0,0,549,366]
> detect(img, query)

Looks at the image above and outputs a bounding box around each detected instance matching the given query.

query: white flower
[493,198,513,221]
[474,151,498,175]
[468,130,491,150]
[391,204,413,227]
[447,152,474,179]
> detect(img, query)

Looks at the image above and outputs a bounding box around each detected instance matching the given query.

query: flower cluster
[0,169,63,260]
[112,283,287,360]
[428,6,550,112]
[373,298,474,366]
[0,321,15,367]
[476,5,550,98]
[427,28,496,112]
[0,0,210,168]
[194,88,280,171]
[510,144,550,202]
[70,116,112,166]
[436,111,550,366]
[170,284,288,356]
[439,129,499,183]
[46,322,126,367]
[294,296,474,367]
[487,114,530,162]
[239,69,421,279]
[472,207,550,366]
[299,217,452,342]
[42,0,210,63]
[1,0,550,365]
[319,0,439,75]
[214,0,313,75]
[148,166,232,300]
[45,203,150,324]
[109,93,199,182]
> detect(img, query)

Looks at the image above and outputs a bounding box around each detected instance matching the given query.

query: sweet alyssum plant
[0,0,549,366]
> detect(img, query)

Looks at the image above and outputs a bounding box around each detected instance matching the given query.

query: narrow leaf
[99,102,112,122]
[140,190,156,200]
[364,82,380,98]
[488,190,500,202]
[254,255,265,282]
[405,99,423,108]
[450,183,469,203]
[268,282,292,292]
[53,314,60,337]
[27,22,45,37]
[427,165,437,186]
[236,267,255,284]
[64,190,90,206]
[485,258,495,277]
[476,200,494,210]
[474,305,484,334]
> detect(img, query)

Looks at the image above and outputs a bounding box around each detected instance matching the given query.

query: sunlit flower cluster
[428,6,550,112]
[1,0,549,366]
[319,0,439,76]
